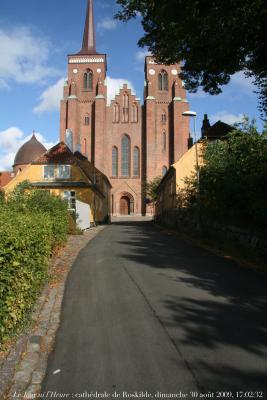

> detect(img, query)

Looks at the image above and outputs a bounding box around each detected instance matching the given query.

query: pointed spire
[77,0,97,55]
[201,114,211,138]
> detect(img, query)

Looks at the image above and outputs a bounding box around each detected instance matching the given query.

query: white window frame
[43,165,55,179]
[58,165,71,179]
[43,165,71,180]
[63,191,76,211]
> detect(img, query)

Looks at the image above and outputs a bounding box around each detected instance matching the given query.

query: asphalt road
[42,220,267,398]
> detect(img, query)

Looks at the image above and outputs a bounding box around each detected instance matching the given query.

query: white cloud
[136,50,151,62]
[0,26,59,87]
[231,71,256,93]
[210,111,244,125]
[34,78,65,114]
[106,76,136,105]
[0,127,56,170]
[98,18,117,31]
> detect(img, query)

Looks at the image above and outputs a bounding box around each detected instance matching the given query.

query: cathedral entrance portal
[119,193,134,215]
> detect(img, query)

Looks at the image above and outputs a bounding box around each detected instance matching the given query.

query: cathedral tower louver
[60,0,190,216]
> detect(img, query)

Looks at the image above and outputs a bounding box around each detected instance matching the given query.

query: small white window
[58,165,70,179]
[63,191,76,210]
[44,165,55,179]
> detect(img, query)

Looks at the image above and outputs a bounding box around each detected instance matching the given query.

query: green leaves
[115,0,267,117]
[182,119,267,231]
[0,185,69,346]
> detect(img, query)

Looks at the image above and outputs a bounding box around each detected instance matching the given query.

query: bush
[0,183,69,345]
[68,212,83,235]
[7,182,69,247]
[0,209,52,343]
[180,118,267,232]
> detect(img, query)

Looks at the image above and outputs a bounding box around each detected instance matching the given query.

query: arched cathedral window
[133,146,140,176]
[66,128,73,152]
[83,69,93,90]
[121,135,130,176]
[162,111,167,124]
[162,131,166,151]
[84,115,90,125]
[158,70,168,91]
[112,146,118,176]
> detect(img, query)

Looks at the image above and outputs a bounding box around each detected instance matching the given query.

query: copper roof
[75,0,97,55]
[13,134,47,167]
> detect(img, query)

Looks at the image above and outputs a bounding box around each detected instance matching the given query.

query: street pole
[193,115,200,192]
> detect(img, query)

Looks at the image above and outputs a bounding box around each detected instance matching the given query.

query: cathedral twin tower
[60,0,190,216]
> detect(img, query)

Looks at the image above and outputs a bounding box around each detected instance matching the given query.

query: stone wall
[155,209,267,258]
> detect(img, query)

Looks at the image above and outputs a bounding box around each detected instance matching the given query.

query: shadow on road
[113,220,267,391]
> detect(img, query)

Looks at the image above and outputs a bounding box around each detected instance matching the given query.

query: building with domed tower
[60,0,191,216]
[0,134,46,190]
[13,133,47,175]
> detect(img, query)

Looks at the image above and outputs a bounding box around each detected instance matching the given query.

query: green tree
[183,118,267,229]
[116,0,267,117]
[0,190,4,205]
[144,176,162,202]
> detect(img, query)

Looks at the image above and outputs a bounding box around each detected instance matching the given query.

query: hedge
[0,184,69,345]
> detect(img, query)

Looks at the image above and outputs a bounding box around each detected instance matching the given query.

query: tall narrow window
[162,131,166,151]
[162,166,167,176]
[85,115,90,125]
[158,70,168,91]
[162,112,167,124]
[113,103,119,123]
[122,93,129,122]
[66,128,73,152]
[112,146,118,176]
[163,71,168,90]
[133,146,140,176]
[83,69,93,90]
[132,103,138,123]
[121,135,130,176]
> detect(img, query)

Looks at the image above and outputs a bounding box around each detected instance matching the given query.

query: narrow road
[42,220,267,397]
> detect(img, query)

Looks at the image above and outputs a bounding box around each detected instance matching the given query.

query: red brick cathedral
[60,0,190,216]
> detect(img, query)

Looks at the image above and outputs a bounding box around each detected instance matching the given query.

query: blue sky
[0,0,263,170]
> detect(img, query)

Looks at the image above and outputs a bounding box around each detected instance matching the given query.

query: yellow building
[155,115,235,216]
[4,142,111,228]
[156,142,204,216]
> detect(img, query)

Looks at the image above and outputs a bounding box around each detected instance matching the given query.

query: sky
[0,0,263,171]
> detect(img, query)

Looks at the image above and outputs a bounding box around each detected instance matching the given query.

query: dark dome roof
[13,134,47,166]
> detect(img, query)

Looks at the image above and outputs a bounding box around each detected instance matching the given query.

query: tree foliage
[116,0,267,117]
[182,118,267,230]
[144,176,162,202]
